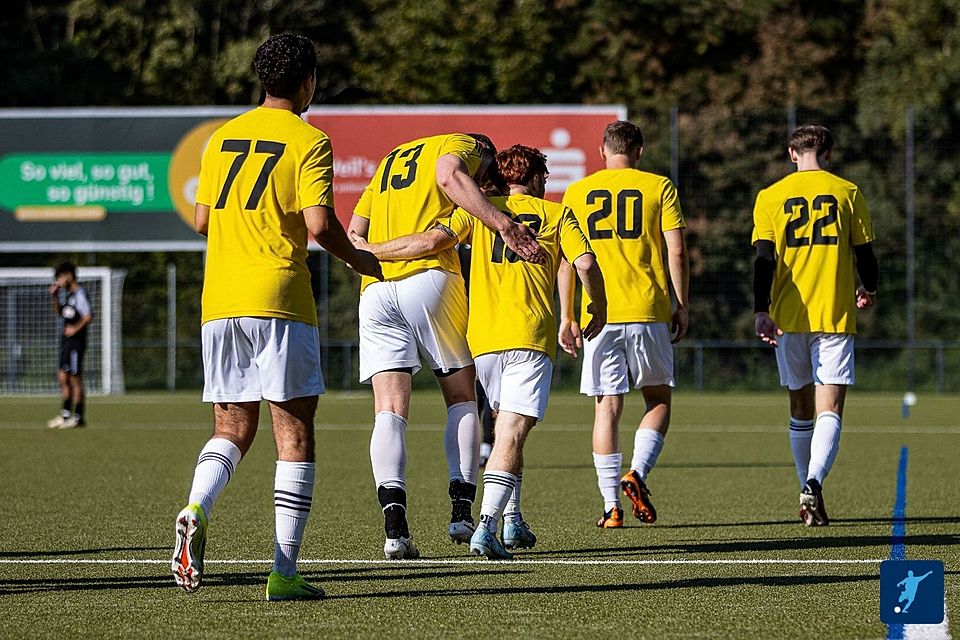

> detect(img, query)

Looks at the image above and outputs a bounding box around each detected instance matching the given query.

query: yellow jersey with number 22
[751,169,874,334]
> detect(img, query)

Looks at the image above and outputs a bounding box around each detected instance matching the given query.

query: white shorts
[475,349,553,421]
[581,322,675,396]
[775,332,855,390]
[358,269,472,384]
[201,318,325,403]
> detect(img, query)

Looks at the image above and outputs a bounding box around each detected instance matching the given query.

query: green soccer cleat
[171,503,208,593]
[266,572,325,601]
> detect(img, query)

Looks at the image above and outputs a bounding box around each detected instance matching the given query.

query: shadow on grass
[657,516,960,529]
[0,567,525,597]
[525,462,794,471]
[518,533,960,558]
[0,546,167,558]
[325,572,877,601]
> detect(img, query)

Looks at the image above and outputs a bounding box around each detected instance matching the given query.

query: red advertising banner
[305,105,627,227]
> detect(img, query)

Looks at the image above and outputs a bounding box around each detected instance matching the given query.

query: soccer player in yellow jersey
[170,34,382,600]
[558,120,689,529]
[348,135,545,559]
[354,145,606,559]
[752,125,878,526]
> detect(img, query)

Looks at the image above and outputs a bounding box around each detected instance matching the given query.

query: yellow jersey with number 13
[196,107,334,326]
[354,134,485,292]
[448,194,593,359]
[751,169,874,334]
[562,168,685,327]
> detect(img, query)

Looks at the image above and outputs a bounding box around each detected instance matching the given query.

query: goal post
[0,267,126,395]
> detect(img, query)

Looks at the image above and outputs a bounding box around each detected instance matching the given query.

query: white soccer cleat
[47,415,66,429]
[384,536,420,560]
[449,519,477,545]
[58,415,81,429]
[172,503,208,592]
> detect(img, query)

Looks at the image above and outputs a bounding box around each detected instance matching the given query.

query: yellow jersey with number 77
[751,169,874,334]
[354,133,485,293]
[196,107,334,326]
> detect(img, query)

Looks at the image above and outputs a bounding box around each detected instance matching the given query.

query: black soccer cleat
[800,479,829,526]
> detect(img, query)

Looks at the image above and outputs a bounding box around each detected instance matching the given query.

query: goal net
[0,267,126,395]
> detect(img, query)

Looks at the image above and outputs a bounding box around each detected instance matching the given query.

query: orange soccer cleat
[621,470,657,524]
[597,506,624,528]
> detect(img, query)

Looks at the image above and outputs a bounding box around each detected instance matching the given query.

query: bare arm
[436,154,545,264]
[352,227,457,261]
[572,252,607,341]
[556,259,582,357]
[49,284,62,314]
[305,206,383,281]
[194,203,210,237]
[664,228,689,343]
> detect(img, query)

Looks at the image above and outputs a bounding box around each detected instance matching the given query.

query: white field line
[0,558,886,566]
[2,422,960,434]
[904,594,952,640]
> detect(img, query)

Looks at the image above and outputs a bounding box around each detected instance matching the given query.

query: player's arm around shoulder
[306,205,383,281]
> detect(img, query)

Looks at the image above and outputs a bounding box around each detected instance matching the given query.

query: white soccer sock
[273,461,315,578]
[187,438,242,521]
[479,470,517,535]
[503,473,523,523]
[444,401,480,485]
[789,417,815,488]
[807,411,842,485]
[630,429,665,481]
[370,412,407,490]
[593,452,622,511]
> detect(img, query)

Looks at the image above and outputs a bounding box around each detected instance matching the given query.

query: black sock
[74,402,85,420]
[377,486,409,539]
[449,480,476,523]
[62,398,73,414]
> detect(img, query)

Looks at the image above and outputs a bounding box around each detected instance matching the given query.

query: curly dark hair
[253,33,317,100]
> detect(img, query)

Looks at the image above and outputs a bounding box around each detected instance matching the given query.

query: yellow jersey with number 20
[562,168,685,327]
[354,133,485,292]
[197,107,334,326]
[751,169,874,334]
[449,194,593,359]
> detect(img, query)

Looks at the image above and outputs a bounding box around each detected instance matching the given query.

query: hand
[350,249,384,281]
[501,221,546,264]
[63,324,78,338]
[349,230,371,251]
[755,311,782,347]
[856,286,877,309]
[49,283,60,295]
[581,300,607,341]
[558,318,583,358]
[671,305,689,344]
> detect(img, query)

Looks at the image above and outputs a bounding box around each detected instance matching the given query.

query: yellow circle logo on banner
[168,119,228,228]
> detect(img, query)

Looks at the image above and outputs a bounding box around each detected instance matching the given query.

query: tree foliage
[1,0,955,358]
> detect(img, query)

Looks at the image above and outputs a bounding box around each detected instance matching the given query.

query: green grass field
[1,390,958,639]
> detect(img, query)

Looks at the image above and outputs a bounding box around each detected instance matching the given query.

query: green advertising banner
[0,153,173,214]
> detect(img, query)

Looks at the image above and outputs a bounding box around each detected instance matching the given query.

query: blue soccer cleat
[469,526,514,560]
[502,518,537,550]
